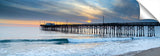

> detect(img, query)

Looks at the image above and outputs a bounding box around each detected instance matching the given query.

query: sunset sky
[0,0,141,27]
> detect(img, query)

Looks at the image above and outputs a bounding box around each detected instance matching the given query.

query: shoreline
[118,47,160,56]
[134,47,160,56]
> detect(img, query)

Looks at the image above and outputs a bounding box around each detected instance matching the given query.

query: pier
[40,22,160,37]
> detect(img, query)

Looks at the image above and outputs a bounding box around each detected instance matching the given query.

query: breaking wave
[0,37,158,43]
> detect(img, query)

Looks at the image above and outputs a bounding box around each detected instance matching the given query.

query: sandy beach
[118,47,160,56]
[134,47,160,56]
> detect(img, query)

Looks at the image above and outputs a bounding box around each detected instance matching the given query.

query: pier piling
[41,22,160,37]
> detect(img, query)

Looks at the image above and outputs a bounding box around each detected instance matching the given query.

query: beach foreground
[119,47,160,56]
[134,47,160,56]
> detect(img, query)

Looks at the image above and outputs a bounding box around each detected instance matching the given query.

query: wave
[0,37,158,43]
[0,39,68,44]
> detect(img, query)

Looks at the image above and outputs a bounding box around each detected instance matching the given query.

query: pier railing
[40,22,160,37]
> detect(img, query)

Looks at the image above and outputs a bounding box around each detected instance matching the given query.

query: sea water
[0,26,102,56]
[1,26,160,56]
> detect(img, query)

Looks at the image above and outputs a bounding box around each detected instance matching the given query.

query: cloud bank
[0,0,140,25]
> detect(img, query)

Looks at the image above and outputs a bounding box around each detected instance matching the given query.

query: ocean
[1,26,160,56]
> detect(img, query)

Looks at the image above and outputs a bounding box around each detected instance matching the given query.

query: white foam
[68,37,158,43]
[1,37,160,56]
[69,37,160,56]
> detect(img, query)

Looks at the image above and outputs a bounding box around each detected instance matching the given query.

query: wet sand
[134,47,160,56]
[118,47,160,56]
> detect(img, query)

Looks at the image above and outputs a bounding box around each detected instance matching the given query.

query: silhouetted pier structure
[41,22,160,37]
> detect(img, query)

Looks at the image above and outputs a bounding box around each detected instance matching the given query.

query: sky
[0,0,141,27]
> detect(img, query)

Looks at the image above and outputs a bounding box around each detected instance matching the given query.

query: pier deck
[41,22,160,37]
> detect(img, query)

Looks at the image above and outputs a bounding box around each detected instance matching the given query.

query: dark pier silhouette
[40,22,160,37]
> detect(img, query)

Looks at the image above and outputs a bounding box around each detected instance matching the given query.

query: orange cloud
[0,19,81,27]
[62,2,105,19]
[0,24,39,27]
[0,19,40,25]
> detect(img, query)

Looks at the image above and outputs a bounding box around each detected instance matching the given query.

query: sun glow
[86,20,92,23]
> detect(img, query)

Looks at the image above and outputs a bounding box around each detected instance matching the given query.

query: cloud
[0,0,140,24]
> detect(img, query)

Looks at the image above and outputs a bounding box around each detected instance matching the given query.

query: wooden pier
[40,22,160,37]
